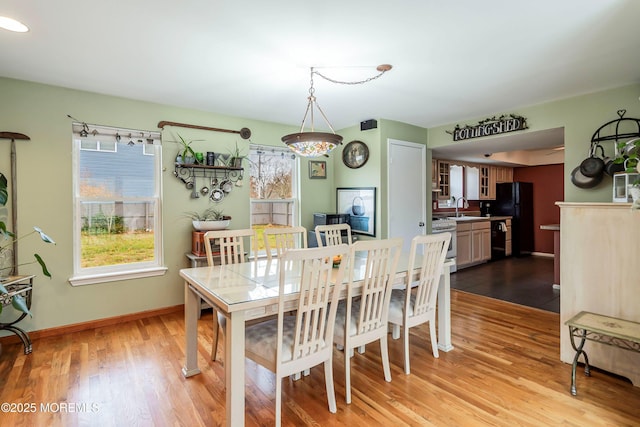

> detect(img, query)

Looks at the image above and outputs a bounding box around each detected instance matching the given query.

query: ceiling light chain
[281,64,392,158]
[313,64,393,86]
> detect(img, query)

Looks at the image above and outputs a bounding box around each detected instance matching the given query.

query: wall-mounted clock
[342,140,369,169]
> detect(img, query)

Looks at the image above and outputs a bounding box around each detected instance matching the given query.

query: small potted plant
[174,134,203,165]
[226,141,247,168]
[185,207,232,231]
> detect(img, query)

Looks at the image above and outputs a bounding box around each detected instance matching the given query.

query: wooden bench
[565,311,640,395]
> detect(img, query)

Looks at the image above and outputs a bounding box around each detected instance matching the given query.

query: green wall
[428,84,640,202]
[2,75,638,333]
[0,77,318,333]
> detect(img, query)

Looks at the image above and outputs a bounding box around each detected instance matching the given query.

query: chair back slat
[350,238,402,335]
[315,223,352,247]
[409,233,451,317]
[263,226,308,260]
[277,245,349,364]
[204,229,255,266]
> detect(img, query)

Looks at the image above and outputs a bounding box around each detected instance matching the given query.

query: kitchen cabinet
[456,220,491,269]
[473,221,491,263]
[495,166,513,183]
[431,159,438,188]
[480,166,496,200]
[504,219,512,256]
[456,224,472,266]
[437,160,451,198]
[434,160,512,201]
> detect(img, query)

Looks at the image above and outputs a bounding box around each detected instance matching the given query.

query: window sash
[71,124,164,285]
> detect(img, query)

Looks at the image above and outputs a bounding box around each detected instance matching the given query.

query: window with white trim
[249,145,300,258]
[70,123,165,285]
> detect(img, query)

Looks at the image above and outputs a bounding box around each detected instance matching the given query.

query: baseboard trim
[0,304,184,345]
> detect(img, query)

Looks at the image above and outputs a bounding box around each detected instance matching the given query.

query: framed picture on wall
[336,187,376,237]
[309,160,326,179]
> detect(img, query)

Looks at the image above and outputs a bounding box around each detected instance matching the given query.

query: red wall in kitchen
[513,164,564,254]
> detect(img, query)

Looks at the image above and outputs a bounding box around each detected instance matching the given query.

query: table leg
[182,283,201,377]
[437,264,454,352]
[226,310,246,427]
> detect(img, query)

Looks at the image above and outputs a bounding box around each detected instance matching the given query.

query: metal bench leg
[568,326,589,396]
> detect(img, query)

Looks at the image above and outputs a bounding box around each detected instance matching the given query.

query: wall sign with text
[446,114,528,141]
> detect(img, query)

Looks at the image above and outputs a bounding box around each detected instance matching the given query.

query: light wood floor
[1,290,639,426]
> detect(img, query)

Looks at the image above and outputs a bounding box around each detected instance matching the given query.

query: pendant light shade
[281,132,343,157]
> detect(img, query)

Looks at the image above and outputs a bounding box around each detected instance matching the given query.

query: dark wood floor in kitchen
[450,255,560,313]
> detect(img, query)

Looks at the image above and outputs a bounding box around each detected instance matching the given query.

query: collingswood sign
[446,114,528,141]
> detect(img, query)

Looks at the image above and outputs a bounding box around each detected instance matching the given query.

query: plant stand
[0,275,35,354]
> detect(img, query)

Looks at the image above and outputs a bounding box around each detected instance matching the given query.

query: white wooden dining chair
[245,244,350,426]
[333,237,402,404]
[388,232,451,374]
[315,223,352,247]
[203,228,255,361]
[263,226,308,260]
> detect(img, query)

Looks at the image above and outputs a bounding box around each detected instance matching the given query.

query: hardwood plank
[1,291,639,426]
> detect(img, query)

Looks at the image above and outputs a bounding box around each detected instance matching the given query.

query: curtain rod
[157,121,252,139]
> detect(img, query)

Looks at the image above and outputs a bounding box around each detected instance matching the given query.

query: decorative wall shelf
[174,164,244,200]
[174,163,243,182]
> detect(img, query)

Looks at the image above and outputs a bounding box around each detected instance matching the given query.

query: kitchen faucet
[455,196,468,217]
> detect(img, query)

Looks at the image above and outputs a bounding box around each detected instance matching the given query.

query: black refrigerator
[491,182,534,257]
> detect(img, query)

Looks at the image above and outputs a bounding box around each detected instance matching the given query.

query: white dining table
[180,254,453,427]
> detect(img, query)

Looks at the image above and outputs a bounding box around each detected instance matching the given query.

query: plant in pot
[226,141,248,168]
[0,173,55,317]
[185,207,232,231]
[174,134,203,165]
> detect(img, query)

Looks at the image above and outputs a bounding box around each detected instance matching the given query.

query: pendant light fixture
[282,64,392,157]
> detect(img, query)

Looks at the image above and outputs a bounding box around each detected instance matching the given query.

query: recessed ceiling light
[0,16,29,33]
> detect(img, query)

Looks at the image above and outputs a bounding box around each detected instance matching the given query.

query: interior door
[388,139,426,253]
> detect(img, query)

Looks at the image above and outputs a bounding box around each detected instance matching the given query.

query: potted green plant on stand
[0,172,55,317]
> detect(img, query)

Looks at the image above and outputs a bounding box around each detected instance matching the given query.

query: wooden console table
[566,311,640,395]
[0,275,35,354]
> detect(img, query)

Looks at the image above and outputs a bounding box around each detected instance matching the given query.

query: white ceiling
[1,1,639,154]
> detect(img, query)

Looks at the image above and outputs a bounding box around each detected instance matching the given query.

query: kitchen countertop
[448,215,512,223]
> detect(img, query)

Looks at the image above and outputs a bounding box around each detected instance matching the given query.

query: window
[70,123,165,285]
[249,146,299,257]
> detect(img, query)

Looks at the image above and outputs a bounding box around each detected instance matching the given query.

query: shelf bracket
[158,121,251,139]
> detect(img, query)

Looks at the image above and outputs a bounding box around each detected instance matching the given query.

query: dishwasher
[491,220,507,260]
